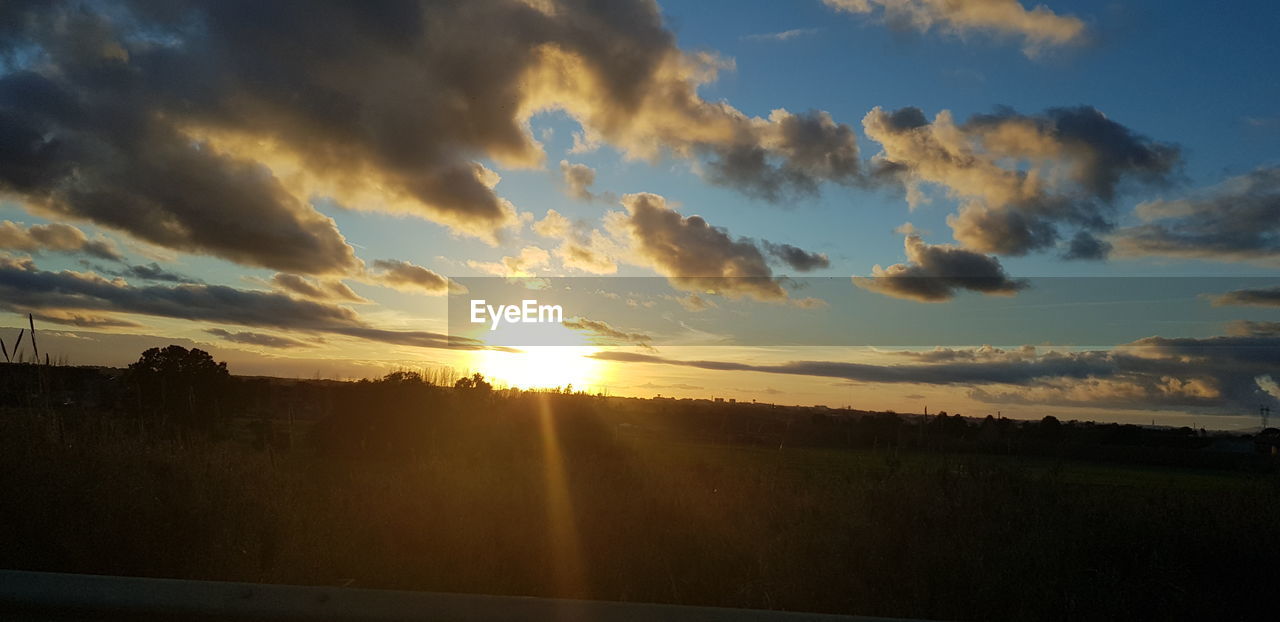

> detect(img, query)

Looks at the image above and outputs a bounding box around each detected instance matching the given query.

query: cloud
[0,220,121,261]
[271,273,368,303]
[366,260,451,296]
[591,347,1114,387]
[467,246,551,277]
[532,210,619,274]
[965,375,1221,410]
[115,262,201,284]
[0,0,867,273]
[79,260,202,284]
[593,332,1280,413]
[0,68,361,274]
[615,193,789,301]
[703,109,862,201]
[863,105,1179,256]
[1258,375,1280,401]
[791,296,830,309]
[29,310,143,329]
[204,328,313,349]
[742,28,820,43]
[633,382,705,391]
[563,317,653,348]
[1111,167,1280,264]
[672,293,717,312]
[559,160,597,201]
[558,238,619,274]
[1210,286,1280,308]
[855,234,1027,302]
[894,222,922,235]
[533,210,574,239]
[1061,230,1112,260]
[0,256,480,350]
[1226,321,1280,337]
[763,241,830,272]
[1243,116,1280,129]
[823,0,1086,56]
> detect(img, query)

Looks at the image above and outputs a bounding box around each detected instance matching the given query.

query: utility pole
[1262,405,1272,430]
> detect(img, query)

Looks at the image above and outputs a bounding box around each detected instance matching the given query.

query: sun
[472,345,604,391]
[466,316,610,391]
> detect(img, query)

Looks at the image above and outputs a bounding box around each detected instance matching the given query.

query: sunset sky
[1,0,1278,427]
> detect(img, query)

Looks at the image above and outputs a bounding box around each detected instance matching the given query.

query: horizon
[4,326,1267,433]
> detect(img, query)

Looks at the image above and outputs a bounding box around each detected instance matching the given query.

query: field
[2,380,1279,621]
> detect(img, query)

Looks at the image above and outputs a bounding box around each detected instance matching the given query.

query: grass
[1,392,1278,621]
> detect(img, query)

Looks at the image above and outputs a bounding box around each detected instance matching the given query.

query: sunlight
[534,393,586,597]
[474,345,603,391]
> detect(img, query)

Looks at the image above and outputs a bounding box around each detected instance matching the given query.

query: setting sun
[473,345,604,391]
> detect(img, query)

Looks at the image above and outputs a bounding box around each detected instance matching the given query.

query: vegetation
[1,351,1279,621]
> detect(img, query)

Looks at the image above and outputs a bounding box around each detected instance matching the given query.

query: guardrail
[0,570,915,621]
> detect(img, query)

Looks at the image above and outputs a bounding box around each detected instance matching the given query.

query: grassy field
[2,393,1278,621]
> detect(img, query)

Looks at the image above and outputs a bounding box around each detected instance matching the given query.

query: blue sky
[314,0,1280,284]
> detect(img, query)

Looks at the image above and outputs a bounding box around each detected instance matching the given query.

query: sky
[1,0,1278,427]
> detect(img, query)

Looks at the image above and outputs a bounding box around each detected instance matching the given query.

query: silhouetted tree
[454,372,492,393]
[1038,415,1063,443]
[125,345,229,429]
[381,370,427,385]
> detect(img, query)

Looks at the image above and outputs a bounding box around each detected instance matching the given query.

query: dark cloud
[119,262,201,284]
[1210,285,1280,308]
[367,260,451,295]
[271,273,367,303]
[763,241,830,272]
[705,110,862,201]
[948,204,1058,256]
[1123,334,1280,367]
[559,161,597,201]
[1225,320,1280,337]
[1062,230,1112,261]
[0,256,481,350]
[617,193,789,301]
[633,381,705,391]
[1112,167,1280,264]
[0,220,121,261]
[898,344,1039,363]
[204,328,312,349]
[29,310,143,329]
[590,349,1113,387]
[563,317,653,348]
[80,261,202,284]
[864,105,1179,256]
[968,106,1179,201]
[0,67,360,275]
[593,332,1280,413]
[0,0,865,275]
[855,234,1027,302]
